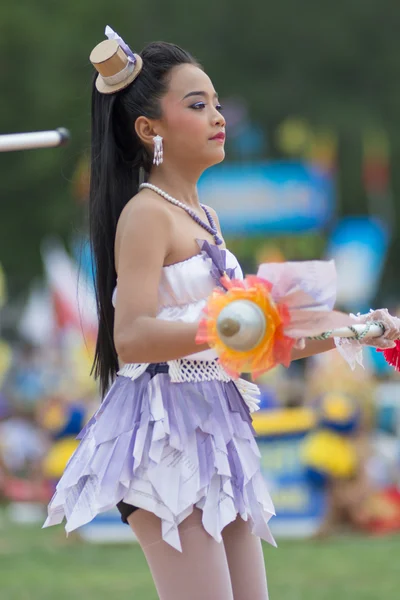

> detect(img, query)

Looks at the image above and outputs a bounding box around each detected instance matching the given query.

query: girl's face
[156,63,226,169]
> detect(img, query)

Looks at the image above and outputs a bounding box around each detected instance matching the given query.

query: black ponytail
[89,41,200,398]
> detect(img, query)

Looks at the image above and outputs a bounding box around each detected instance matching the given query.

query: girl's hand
[334,308,400,370]
[351,308,400,349]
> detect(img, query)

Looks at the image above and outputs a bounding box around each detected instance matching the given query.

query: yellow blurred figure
[302,429,357,479]
[70,340,98,398]
[321,392,356,425]
[43,437,79,479]
[302,392,361,481]
[41,401,67,433]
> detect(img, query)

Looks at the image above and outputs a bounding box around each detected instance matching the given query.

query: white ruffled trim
[234,378,261,413]
[117,362,149,380]
[334,337,364,370]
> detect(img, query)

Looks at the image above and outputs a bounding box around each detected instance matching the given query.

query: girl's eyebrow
[182,91,219,100]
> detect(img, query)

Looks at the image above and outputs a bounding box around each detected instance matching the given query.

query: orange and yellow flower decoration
[196,274,295,379]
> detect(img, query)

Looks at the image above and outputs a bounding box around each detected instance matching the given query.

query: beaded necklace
[139,183,223,246]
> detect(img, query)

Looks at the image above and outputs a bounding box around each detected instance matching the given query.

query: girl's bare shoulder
[118,189,172,232]
[115,189,174,271]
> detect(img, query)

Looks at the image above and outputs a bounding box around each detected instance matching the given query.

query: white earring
[153,135,163,165]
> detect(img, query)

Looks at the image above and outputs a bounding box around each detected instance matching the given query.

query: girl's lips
[209,132,226,141]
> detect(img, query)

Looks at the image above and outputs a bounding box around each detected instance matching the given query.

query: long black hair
[89,41,200,398]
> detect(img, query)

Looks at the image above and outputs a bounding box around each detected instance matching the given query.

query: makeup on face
[157,64,226,167]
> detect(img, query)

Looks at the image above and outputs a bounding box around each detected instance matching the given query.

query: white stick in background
[0,128,70,152]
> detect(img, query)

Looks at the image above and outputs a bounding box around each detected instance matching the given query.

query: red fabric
[364,487,400,534]
[378,340,400,372]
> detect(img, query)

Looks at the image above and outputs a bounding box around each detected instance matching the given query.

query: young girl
[43,27,400,600]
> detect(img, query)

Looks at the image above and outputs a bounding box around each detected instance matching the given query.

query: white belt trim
[117,359,261,413]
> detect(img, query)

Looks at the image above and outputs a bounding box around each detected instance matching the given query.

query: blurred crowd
[0,337,98,507]
[253,334,400,536]
[0,324,400,536]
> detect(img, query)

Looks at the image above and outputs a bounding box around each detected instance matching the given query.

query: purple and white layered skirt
[43,361,276,552]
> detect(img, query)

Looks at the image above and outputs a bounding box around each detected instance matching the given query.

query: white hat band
[100,61,135,87]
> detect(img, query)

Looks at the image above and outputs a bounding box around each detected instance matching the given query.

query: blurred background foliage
[1,0,400,298]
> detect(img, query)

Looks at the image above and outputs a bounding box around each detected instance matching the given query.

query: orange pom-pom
[196,275,294,379]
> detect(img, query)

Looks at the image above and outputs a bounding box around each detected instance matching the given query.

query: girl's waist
[117,359,261,413]
[117,357,231,384]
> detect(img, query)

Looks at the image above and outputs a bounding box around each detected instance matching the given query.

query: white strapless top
[112,240,243,360]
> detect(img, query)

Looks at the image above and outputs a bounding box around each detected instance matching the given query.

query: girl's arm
[291,337,336,361]
[113,195,209,365]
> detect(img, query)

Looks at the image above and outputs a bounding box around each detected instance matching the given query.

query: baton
[216,299,386,352]
[0,128,70,152]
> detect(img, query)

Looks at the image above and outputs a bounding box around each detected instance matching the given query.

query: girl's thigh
[128,507,234,600]
[222,515,269,600]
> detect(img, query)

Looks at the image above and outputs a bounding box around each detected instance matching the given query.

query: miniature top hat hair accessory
[89,26,143,94]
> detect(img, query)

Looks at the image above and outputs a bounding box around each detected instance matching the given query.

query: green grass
[0,511,399,599]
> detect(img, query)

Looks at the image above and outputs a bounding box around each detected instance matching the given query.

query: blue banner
[199,161,335,234]
[326,216,389,312]
[254,408,327,537]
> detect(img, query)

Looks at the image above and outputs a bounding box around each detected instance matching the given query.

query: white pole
[320,323,384,339]
[0,128,70,152]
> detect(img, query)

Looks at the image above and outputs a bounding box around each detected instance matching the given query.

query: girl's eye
[190,102,224,112]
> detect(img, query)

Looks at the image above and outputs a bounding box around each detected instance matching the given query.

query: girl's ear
[135,116,160,150]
